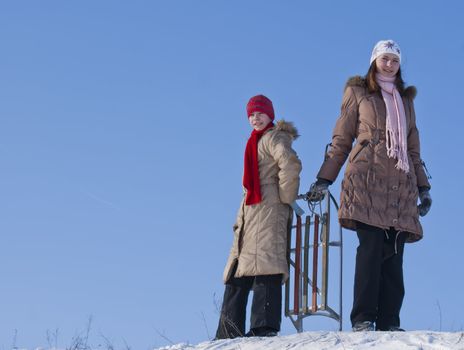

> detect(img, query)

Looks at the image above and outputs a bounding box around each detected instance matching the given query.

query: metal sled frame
[285,190,343,332]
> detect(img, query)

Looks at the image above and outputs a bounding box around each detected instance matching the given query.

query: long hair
[365,61,405,95]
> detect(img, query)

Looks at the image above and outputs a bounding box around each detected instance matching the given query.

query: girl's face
[249,112,272,131]
[375,53,400,77]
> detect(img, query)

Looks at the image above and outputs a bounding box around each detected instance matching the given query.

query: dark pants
[215,268,282,339]
[350,222,406,330]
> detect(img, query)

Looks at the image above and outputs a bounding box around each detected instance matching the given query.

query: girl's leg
[249,274,282,334]
[376,230,406,330]
[350,223,385,326]
[215,271,254,339]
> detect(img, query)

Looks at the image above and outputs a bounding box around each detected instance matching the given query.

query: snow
[155,331,464,350]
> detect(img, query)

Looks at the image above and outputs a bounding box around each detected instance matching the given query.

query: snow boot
[377,325,405,332]
[352,321,375,332]
[246,327,278,337]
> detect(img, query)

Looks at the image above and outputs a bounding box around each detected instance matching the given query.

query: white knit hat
[370,40,401,65]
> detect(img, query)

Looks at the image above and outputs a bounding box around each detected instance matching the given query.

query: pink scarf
[376,74,410,173]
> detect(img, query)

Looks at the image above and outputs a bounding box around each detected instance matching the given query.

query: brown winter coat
[317,76,431,242]
[223,120,302,283]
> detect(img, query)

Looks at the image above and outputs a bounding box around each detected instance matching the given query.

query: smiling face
[375,53,400,77]
[248,112,272,131]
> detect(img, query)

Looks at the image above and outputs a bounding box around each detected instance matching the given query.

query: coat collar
[345,75,417,99]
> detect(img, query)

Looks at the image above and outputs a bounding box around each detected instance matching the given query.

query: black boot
[246,327,278,337]
[376,325,405,332]
[352,320,375,332]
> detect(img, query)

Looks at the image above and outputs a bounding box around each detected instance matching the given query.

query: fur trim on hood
[274,119,299,140]
[345,75,417,99]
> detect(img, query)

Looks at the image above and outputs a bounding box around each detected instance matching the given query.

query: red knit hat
[246,95,275,121]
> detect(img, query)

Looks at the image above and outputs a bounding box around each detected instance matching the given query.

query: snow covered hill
[155,331,464,350]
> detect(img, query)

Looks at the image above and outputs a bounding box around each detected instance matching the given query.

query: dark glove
[418,188,432,217]
[306,178,331,202]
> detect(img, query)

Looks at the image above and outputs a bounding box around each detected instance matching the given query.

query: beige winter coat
[317,76,431,242]
[223,120,302,284]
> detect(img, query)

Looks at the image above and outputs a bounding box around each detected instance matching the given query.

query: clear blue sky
[0,1,463,349]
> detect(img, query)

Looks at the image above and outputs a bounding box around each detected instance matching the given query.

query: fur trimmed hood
[274,119,299,140]
[345,75,417,99]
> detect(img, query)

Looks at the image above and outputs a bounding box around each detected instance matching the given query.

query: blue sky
[0,1,463,349]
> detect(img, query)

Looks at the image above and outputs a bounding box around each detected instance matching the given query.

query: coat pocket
[349,141,368,163]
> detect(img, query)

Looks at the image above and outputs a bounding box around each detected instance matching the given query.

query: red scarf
[243,122,274,205]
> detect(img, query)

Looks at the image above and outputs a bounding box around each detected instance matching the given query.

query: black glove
[418,187,432,217]
[306,178,331,202]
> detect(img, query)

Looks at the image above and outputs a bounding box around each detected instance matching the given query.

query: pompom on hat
[370,40,402,65]
[246,95,275,121]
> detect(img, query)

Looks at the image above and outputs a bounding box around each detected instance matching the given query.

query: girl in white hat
[309,40,432,332]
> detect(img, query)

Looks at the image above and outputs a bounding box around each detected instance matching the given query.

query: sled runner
[285,189,343,332]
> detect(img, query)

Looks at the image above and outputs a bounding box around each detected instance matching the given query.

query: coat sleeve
[317,86,359,182]
[407,98,431,189]
[268,132,302,204]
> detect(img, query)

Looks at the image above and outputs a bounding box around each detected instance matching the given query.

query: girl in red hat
[215,95,302,339]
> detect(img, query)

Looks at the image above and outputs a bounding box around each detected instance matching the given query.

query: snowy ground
[155,331,464,350]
